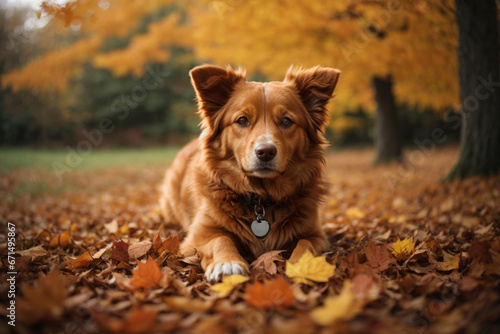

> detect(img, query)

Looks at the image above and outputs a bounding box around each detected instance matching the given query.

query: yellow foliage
[390,237,416,260]
[346,207,366,219]
[310,281,362,325]
[2,0,459,113]
[209,274,249,297]
[285,250,335,285]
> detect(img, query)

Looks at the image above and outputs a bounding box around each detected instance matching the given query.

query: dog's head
[190,64,340,189]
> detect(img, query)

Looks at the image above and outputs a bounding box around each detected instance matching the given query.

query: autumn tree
[184,1,458,164]
[2,0,458,156]
[446,0,500,178]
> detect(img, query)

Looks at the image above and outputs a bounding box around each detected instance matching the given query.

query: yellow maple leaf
[310,281,362,325]
[390,237,415,260]
[285,250,335,285]
[210,274,249,297]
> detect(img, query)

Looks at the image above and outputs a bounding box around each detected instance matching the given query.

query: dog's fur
[160,65,340,282]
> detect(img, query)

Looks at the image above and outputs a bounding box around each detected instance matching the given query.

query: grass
[0,147,181,173]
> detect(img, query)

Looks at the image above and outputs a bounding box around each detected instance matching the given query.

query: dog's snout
[255,143,277,162]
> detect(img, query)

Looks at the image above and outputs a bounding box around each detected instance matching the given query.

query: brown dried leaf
[130,256,163,290]
[250,250,285,275]
[128,240,152,259]
[365,241,393,272]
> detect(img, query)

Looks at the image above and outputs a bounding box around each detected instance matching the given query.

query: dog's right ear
[190,65,246,128]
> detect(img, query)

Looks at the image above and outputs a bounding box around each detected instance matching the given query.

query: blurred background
[0,0,474,161]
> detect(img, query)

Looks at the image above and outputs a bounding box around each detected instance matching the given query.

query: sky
[2,0,68,29]
[4,0,67,9]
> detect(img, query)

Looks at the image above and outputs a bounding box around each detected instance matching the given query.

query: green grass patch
[0,147,180,173]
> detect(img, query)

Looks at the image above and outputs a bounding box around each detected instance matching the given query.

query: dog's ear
[285,66,340,131]
[190,65,246,127]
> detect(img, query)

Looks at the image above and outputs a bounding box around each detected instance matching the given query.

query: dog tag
[251,219,270,238]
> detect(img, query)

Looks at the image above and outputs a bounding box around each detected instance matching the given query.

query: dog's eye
[281,117,293,128]
[236,116,250,127]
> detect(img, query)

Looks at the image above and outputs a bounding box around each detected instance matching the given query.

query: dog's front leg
[183,233,249,282]
[203,236,249,282]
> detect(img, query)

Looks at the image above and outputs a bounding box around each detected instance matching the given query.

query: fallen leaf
[474,223,494,236]
[346,207,365,219]
[352,273,380,301]
[468,240,492,264]
[485,250,500,275]
[436,253,460,271]
[152,230,162,251]
[101,309,158,332]
[67,251,95,269]
[210,274,249,297]
[105,219,119,234]
[440,198,454,212]
[159,234,180,254]
[285,250,335,285]
[111,240,129,263]
[16,244,48,258]
[245,276,294,309]
[49,230,71,248]
[164,296,213,313]
[92,246,109,259]
[17,270,68,323]
[310,280,362,325]
[128,240,152,259]
[130,256,163,290]
[250,250,285,275]
[365,241,393,272]
[390,237,415,260]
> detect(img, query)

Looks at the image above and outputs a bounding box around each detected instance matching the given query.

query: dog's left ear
[285,66,341,131]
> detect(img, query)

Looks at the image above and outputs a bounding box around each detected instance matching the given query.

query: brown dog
[160,65,340,282]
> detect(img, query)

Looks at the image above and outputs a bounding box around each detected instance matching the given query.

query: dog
[160,64,340,282]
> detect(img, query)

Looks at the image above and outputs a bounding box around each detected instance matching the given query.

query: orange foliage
[2,0,459,114]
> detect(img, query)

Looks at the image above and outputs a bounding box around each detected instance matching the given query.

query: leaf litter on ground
[1,147,499,333]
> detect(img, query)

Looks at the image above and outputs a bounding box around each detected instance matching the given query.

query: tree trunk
[447,0,500,179]
[372,75,402,164]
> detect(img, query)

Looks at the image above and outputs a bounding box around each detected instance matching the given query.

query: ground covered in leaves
[1,147,500,333]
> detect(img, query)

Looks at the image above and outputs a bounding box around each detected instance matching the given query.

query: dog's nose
[255,143,277,162]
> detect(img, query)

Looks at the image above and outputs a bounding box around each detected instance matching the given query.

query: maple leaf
[245,276,294,309]
[67,250,95,269]
[128,240,152,259]
[210,274,249,297]
[390,237,415,260]
[49,230,71,248]
[17,270,68,324]
[152,229,162,251]
[159,234,180,254]
[285,250,335,285]
[365,241,393,272]
[111,240,129,263]
[310,281,362,326]
[130,256,163,290]
[250,250,285,275]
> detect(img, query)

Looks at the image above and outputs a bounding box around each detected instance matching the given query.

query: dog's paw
[205,261,248,283]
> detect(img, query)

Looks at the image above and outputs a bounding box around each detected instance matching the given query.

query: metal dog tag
[251,219,270,238]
